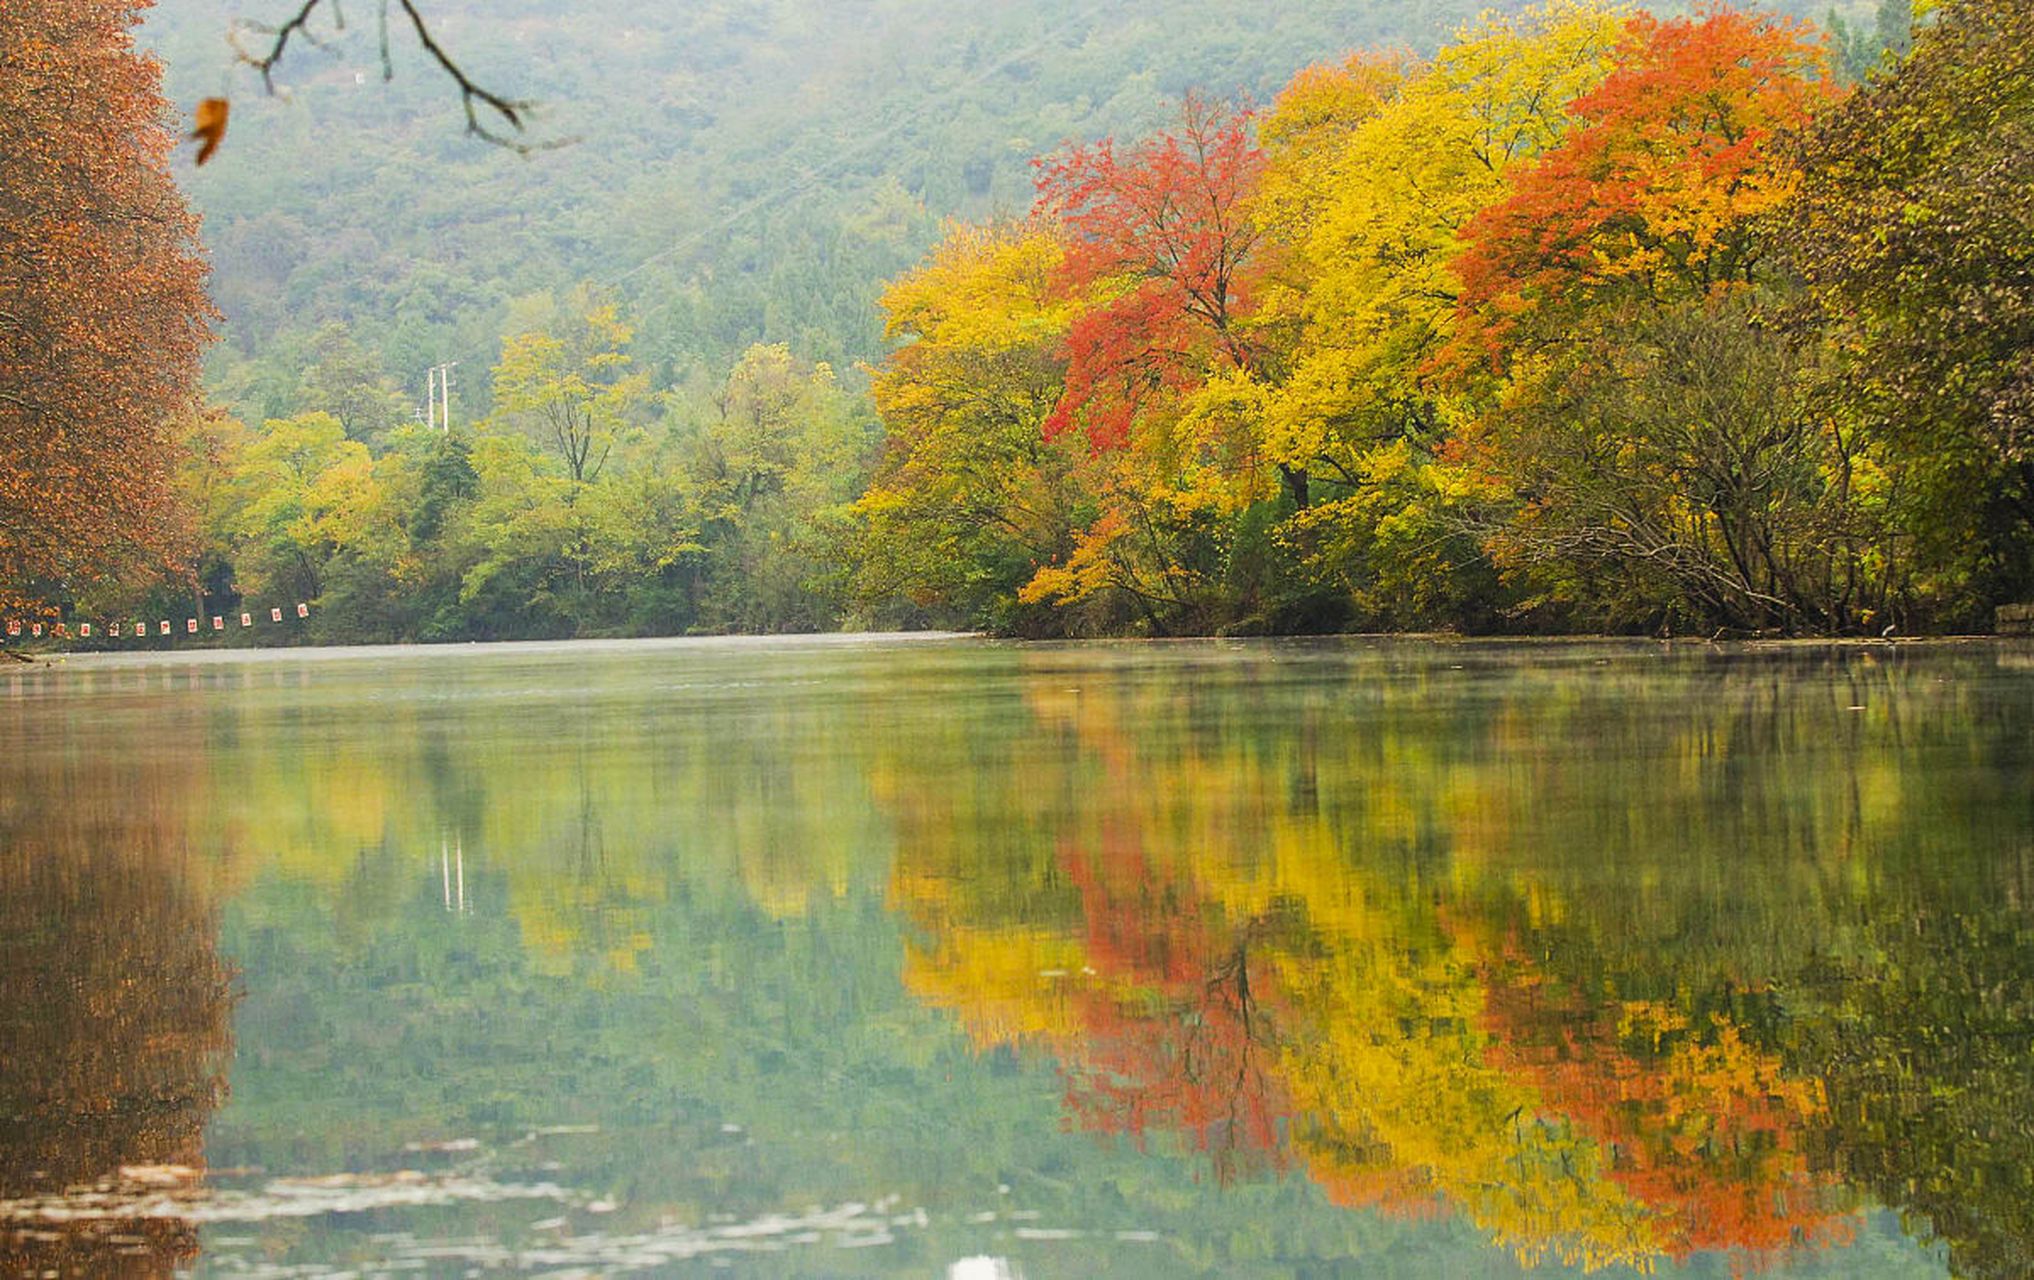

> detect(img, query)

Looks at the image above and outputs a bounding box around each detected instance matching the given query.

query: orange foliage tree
[0,0,212,616]
[1451,7,1833,365]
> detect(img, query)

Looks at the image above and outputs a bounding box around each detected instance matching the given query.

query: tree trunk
[1278,463,1310,511]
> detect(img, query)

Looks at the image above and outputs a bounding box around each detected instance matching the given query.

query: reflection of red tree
[1054,823,1291,1183]
[1480,946,1851,1268]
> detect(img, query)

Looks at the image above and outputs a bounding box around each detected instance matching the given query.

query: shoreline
[3,629,2025,671]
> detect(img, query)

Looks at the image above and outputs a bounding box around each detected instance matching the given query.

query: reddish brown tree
[0,0,212,617]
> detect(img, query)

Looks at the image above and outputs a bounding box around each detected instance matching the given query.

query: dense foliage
[161,328,872,641]
[852,0,2032,637]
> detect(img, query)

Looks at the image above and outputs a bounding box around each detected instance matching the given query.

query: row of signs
[5,604,309,641]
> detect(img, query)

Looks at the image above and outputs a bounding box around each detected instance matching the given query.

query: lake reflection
[2,637,2029,1277]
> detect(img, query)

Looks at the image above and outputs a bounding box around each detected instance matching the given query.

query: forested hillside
[146,0,1555,412]
[146,0,1902,404]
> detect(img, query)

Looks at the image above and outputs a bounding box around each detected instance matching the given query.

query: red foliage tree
[1034,94,1283,484]
[0,0,213,616]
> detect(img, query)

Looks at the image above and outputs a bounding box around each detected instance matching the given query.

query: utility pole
[424,362,460,431]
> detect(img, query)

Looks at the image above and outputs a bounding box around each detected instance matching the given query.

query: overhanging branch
[238,0,562,153]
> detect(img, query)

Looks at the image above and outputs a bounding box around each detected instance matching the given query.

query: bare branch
[391,0,536,149]
[238,0,334,91]
[237,0,568,154]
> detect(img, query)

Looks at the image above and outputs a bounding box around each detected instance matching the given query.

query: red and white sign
[185,618,198,634]
[296,602,310,618]
[211,616,223,631]
[271,607,283,623]
[133,621,144,637]
[5,620,17,637]
[79,623,91,638]
[31,623,42,637]
[159,620,171,636]
[240,612,253,627]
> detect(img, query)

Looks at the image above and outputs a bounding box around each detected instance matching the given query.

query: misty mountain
[142,0,1867,419]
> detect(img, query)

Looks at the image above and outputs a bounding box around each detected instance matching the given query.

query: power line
[606,12,1085,299]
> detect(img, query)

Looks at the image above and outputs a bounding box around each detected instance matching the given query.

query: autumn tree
[1443,9,1883,632]
[1256,0,1623,463]
[849,222,1088,632]
[489,299,646,485]
[1034,93,1269,462]
[1021,95,1323,630]
[0,0,212,618]
[1247,2,1625,627]
[1451,8,1833,363]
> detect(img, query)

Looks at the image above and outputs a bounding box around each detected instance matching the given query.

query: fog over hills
[139,0,1854,419]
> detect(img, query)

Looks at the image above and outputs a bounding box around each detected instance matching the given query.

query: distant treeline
[59,0,2031,643]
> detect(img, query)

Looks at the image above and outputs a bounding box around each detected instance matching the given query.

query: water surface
[3,636,2031,1277]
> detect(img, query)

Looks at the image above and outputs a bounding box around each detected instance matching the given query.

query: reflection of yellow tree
[13,667,895,980]
[1267,929,1659,1267]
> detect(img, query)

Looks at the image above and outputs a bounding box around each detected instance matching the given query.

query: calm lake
[3,636,2031,1277]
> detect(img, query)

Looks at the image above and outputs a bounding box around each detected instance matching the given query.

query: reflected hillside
[886,643,2034,1275]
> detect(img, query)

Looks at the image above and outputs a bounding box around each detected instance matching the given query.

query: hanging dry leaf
[191,97,229,165]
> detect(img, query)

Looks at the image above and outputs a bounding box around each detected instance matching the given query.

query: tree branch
[239,0,563,153]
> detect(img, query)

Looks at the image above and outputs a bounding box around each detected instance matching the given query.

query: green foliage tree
[224,412,381,605]
[490,299,646,485]
[298,324,419,449]
[1463,296,1905,632]
[684,344,875,631]
[1784,0,2034,618]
